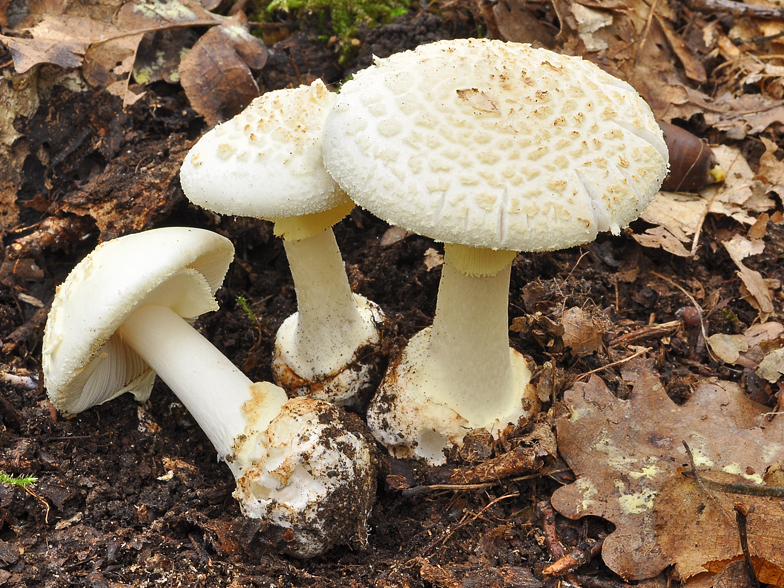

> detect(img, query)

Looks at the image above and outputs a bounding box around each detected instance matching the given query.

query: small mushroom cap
[180,79,349,219]
[323,39,669,252]
[42,227,234,415]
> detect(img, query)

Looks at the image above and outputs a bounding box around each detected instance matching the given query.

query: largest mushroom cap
[323,39,669,251]
[42,227,234,414]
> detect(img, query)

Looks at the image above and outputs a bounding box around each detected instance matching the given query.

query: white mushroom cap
[180,79,350,220]
[42,227,234,414]
[323,39,669,251]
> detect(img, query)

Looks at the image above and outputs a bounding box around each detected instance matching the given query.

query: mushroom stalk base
[367,329,533,465]
[118,305,378,557]
[273,294,384,407]
[366,249,536,465]
[117,304,287,463]
[420,255,526,425]
[279,228,381,380]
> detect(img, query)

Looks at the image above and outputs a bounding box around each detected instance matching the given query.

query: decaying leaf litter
[1,0,784,585]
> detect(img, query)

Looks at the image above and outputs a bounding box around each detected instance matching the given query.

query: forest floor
[1,0,784,586]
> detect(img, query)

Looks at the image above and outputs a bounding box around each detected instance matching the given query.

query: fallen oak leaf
[561,306,604,357]
[0,14,117,73]
[178,15,268,125]
[757,348,784,384]
[551,369,784,581]
[654,467,784,584]
[723,234,774,322]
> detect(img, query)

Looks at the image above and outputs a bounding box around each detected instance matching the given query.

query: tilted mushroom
[323,39,669,464]
[180,80,384,408]
[42,227,377,557]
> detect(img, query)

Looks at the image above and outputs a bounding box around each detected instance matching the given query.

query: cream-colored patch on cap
[180,80,349,219]
[323,39,668,251]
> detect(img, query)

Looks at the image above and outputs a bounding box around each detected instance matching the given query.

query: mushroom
[322,39,669,464]
[180,80,384,408]
[42,227,377,557]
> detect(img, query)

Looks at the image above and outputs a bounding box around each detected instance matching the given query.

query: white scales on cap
[323,39,668,253]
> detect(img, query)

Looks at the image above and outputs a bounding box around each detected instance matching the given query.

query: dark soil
[1,10,783,588]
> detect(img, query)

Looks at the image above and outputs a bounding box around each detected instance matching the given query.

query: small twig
[682,441,714,499]
[284,47,303,86]
[684,0,784,20]
[682,470,784,498]
[537,500,583,584]
[570,347,651,385]
[734,504,760,588]
[23,486,50,524]
[542,539,602,576]
[421,492,519,555]
[690,151,741,256]
[557,250,590,291]
[631,0,661,84]
[608,320,680,347]
[650,272,717,362]
[90,19,226,46]
[402,481,496,497]
[681,441,741,527]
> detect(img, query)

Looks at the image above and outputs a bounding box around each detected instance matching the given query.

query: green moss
[236,295,257,323]
[252,0,413,60]
[0,471,37,487]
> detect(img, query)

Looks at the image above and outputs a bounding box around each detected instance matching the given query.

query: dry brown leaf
[758,137,784,198]
[423,248,444,271]
[637,145,774,257]
[737,322,784,369]
[655,471,784,584]
[379,226,411,247]
[655,14,706,83]
[561,307,603,356]
[0,0,222,106]
[757,348,784,383]
[632,225,691,257]
[711,561,757,588]
[640,192,706,242]
[551,369,784,581]
[492,0,555,47]
[704,93,784,137]
[723,235,775,322]
[0,14,115,73]
[706,334,749,364]
[178,17,268,125]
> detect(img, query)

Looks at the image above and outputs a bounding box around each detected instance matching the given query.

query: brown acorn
[658,120,725,192]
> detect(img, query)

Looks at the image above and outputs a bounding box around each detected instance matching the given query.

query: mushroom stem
[278,227,373,378]
[413,246,524,426]
[117,304,287,466]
